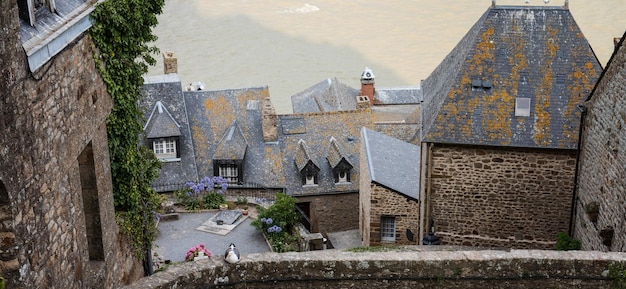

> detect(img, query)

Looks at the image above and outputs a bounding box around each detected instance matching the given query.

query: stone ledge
[122,249,626,289]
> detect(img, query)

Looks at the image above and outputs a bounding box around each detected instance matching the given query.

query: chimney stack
[262,97,278,142]
[163,51,177,74]
[359,67,376,106]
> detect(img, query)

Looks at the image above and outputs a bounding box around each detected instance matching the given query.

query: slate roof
[361,128,420,200]
[294,139,318,172]
[291,78,359,113]
[213,121,248,161]
[278,111,374,195]
[141,74,199,192]
[144,101,182,138]
[326,137,353,170]
[375,87,421,105]
[421,5,602,149]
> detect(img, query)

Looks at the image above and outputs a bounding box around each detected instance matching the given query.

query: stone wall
[366,183,420,246]
[0,2,141,288]
[428,144,576,249]
[121,249,626,289]
[295,193,359,234]
[575,35,626,252]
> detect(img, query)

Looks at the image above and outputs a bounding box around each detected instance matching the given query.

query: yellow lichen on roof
[204,96,235,140]
[467,27,495,75]
[482,89,513,144]
[533,27,558,146]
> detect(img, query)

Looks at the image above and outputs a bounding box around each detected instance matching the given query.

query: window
[304,173,317,186]
[335,170,350,183]
[17,0,57,26]
[381,216,396,242]
[153,139,177,159]
[515,97,531,117]
[219,164,239,184]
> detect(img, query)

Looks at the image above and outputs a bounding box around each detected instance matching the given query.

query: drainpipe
[569,104,587,236]
[425,143,434,236]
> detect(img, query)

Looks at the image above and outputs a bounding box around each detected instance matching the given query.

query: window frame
[152,138,178,160]
[218,163,240,185]
[380,216,396,242]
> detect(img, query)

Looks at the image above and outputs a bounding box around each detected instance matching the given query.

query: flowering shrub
[252,193,300,252]
[184,243,212,262]
[174,176,228,210]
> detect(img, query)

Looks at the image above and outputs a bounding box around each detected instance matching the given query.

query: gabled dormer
[295,139,320,186]
[326,137,353,183]
[144,101,182,161]
[213,121,248,184]
[19,0,97,72]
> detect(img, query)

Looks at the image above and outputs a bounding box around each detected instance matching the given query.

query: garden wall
[122,249,625,289]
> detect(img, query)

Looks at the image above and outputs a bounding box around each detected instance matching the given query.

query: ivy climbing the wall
[90,0,165,260]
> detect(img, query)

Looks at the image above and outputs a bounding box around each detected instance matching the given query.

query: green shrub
[556,232,581,251]
[252,193,300,252]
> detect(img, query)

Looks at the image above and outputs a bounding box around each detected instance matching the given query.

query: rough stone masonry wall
[122,250,626,289]
[575,36,626,252]
[429,145,576,249]
[0,2,141,288]
[295,193,359,234]
[368,183,420,246]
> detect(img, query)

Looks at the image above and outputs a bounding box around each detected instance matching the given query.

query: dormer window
[153,138,177,159]
[326,137,353,185]
[336,170,350,183]
[218,163,240,185]
[213,122,247,185]
[295,140,320,187]
[18,0,57,26]
[144,101,183,162]
[304,174,317,186]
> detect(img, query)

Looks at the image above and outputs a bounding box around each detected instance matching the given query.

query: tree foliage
[90,0,165,258]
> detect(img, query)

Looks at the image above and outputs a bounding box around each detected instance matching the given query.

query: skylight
[515,98,531,117]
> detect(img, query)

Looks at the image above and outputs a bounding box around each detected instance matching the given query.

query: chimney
[262,97,278,142]
[163,51,177,74]
[359,67,375,106]
[356,95,371,110]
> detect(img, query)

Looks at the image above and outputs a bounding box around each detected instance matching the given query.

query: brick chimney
[163,51,177,74]
[262,97,278,142]
[359,67,375,105]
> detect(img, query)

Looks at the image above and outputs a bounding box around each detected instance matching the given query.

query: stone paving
[153,208,270,263]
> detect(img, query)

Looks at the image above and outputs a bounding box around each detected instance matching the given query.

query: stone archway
[0,180,19,285]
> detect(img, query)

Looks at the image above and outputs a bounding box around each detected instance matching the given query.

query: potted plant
[242,205,249,215]
[219,203,228,210]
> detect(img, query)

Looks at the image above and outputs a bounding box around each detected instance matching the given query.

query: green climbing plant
[90,0,165,258]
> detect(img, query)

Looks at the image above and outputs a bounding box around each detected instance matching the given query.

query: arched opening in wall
[600,227,614,249]
[78,143,104,261]
[0,180,19,283]
[584,201,600,224]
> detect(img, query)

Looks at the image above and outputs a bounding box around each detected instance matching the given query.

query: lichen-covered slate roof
[144,101,182,138]
[183,86,285,187]
[294,139,318,172]
[279,111,375,195]
[361,128,420,200]
[327,137,353,169]
[291,78,359,113]
[141,74,199,192]
[421,5,602,149]
[213,121,248,161]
